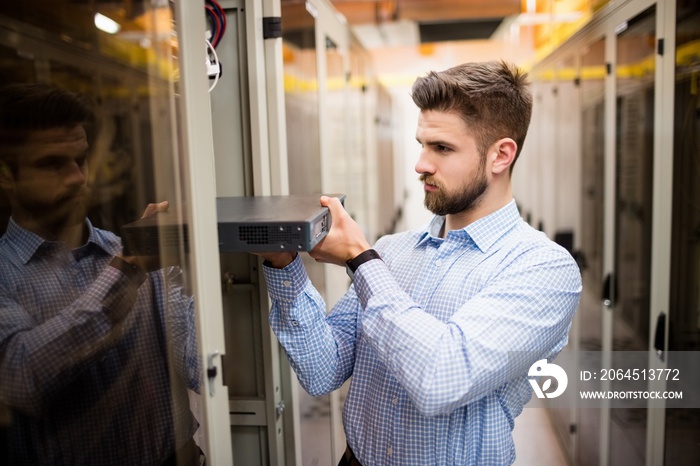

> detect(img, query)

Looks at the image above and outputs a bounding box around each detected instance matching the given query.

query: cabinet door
[0,1,232,464]
[665,2,700,464]
[578,34,607,466]
[610,5,658,466]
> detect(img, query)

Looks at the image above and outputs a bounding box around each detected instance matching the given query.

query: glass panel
[666,1,700,464]
[611,6,656,465]
[549,54,578,459]
[0,2,94,47]
[0,2,207,465]
[577,35,606,466]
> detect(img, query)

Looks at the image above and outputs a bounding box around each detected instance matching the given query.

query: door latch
[207,350,220,397]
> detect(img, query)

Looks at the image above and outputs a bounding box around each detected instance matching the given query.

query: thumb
[141,201,170,219]
[320,196,344,216]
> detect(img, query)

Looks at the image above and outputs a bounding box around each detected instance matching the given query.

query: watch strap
[346,249,382,280]
[109,256,146,284]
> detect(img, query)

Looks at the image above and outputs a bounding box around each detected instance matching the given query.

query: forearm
[0,264,144,414]
[264,256,355,395]
[159,268,202,392]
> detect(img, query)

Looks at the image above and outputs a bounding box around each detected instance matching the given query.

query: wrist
[346,243,372,263]
[110,256,146,284]
[345,249,382,281]
[263,252,297,269]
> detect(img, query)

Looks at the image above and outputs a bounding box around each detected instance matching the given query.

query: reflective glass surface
[611,6,657,465]
[0,2,206,464]
[666,1,700,464]
[577,35,606,466]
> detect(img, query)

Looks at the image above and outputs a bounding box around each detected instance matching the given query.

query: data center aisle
[513,397,570,466]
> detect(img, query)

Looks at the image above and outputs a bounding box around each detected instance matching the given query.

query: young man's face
[1,125,90,230]
[414,109,489,216]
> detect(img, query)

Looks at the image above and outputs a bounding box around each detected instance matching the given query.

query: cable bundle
[205,0,227,48]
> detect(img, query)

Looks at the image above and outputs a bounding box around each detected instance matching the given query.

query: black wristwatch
[346,249,382,281]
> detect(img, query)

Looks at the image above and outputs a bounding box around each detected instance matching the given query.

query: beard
[420,161,488,216]
[17,186,91,231]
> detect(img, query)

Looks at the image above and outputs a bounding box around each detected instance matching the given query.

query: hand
[140,201,169,219]
[121,201,174,272]
[254,252,297,269]
[308,196,371,267]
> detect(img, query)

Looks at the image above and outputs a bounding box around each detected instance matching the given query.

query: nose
[64,160,87,187]
[414,148,435,175]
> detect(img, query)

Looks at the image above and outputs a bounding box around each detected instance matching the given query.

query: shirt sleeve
[155,266,202,392]
[353,246,582,417]
[263,255,359,396]
[0,264,144,415]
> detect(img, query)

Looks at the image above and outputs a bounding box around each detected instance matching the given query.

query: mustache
[419,174,441,188]
[59,186,90,202]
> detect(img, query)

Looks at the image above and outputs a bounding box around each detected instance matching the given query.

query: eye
[437,144,451,153]
[37,157,64,170]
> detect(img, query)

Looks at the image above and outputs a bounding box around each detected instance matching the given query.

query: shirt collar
[5,218,118,264]
[415,199,521,253]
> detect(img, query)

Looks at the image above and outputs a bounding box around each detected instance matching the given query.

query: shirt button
[392,397,398,405]
[435,259,442,267]
[387,447,393,456]
[283,280,291,287]
[291,320,299,326]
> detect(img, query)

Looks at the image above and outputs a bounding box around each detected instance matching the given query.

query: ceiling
[280,0,526,48]
[327,0,522,47]
[328,0,522,24]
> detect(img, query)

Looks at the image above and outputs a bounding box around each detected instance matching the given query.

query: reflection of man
[261,61,582,465]
[0,83,202,465]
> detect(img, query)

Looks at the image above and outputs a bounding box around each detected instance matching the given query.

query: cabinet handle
[654,312,666,362]
[602,273,615,308]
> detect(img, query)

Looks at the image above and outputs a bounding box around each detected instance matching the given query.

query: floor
[512,397,571,466]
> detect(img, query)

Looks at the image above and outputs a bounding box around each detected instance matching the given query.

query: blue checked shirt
[0,218,201,465]
[264,200,582,465]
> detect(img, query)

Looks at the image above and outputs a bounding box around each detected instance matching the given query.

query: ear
[489,138,517,176]
[0,162,14,190]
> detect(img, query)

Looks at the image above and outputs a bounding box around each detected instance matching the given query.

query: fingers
[254,252,297,269]
[155,201,169,212]
[320,196,344,218]
[141,201,170,219]
[320,195,340,207]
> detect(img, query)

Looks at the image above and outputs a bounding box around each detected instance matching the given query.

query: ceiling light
[514,12,584,26]
[94,13,121,34]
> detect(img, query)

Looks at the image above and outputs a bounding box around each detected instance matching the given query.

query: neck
[443,183,512,235]
[13,212,86,249]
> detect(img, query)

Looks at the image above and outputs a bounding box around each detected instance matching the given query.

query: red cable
[209,0,227,37]
[205,5,221,47]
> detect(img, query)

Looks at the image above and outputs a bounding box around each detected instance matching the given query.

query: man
[0,83,202,465]
[261,61,582,465]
